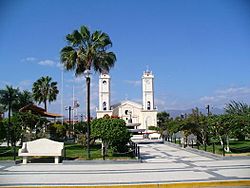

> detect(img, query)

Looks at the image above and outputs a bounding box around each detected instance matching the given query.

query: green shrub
[91,118,131,155]
[49,123,66,141]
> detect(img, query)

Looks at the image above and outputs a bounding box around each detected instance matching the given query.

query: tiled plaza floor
[0,142,249,187]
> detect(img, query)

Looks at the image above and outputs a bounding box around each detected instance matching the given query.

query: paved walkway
[0,142,249,187]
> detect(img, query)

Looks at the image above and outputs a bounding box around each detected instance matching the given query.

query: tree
[60,25,116,75]
[208,114,233,152]
[74,122,87,145]
[0,85,19,146]
[60,25,116,157]
[224,101,250,140]
[1,113,22,147]
[12,90,33,111]
[157,111,171,133]
[48,123,66,141]
[184,108,208,145]
[32,76,59,111]
[17,112,47,142]
[91,117,131,156]
[0,104,5,120]
[60,25,116,107]
[0,120,6,143]
[225,100,250,115]
[167,118,181,137]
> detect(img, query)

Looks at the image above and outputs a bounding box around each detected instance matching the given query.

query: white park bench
[149,133,161,140]
[18,138,64,164]
[131,135,144,140]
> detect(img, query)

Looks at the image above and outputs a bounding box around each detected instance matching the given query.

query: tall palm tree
[0,85,19,146]
[32,76,59,111]
[60,25,116,158]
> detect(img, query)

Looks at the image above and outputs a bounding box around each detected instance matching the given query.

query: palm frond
[80,25,90,41]
[60,25,116,75]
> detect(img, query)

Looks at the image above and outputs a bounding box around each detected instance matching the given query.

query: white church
[96,69,158,131]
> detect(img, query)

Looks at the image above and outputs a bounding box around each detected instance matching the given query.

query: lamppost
[65,106,72,124]
[206,105,210,116]
[65,106,73,138]
[84,69,91,159]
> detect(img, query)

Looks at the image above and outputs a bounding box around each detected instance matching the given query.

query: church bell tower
[142,69,155,110]
[141,69,157,129]
[96,72,113,118]
[99,73,111,111]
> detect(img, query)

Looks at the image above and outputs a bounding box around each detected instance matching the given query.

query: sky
[0,0,250,118]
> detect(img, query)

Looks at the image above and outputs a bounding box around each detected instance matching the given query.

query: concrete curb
[63,159,142,164]
[2,180,250,188]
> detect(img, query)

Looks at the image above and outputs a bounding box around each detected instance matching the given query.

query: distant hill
[166,108,224,118]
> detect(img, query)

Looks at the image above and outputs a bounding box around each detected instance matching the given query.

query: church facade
[96,70,157,130]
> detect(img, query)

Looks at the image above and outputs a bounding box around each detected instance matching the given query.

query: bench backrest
[22,138,64,154]
[149,133,161,139]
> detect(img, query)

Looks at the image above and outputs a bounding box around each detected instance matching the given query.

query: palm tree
[225,100,250,115]
[60,25,116,158]
[12,90,34,112]
[0,85,19,146]
[60,25,116,74]
[32,76,59,111]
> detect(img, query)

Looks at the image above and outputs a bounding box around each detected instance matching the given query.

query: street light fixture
[84,69,91,159]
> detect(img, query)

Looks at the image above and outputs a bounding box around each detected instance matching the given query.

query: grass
[168,139,250,156]
[64,143,134,160]
[192,140,250,155]
[0,146,21,160]
[0,143,134,161]
[195,144,224,155]
[64,144,102,160]
[228,140,250,153]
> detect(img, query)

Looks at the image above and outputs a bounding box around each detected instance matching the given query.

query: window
[103,102,107,110]
[147,101,151,110]
[103,80,107,84]
[125,110,128,115]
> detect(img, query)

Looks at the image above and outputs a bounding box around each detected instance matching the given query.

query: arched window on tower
[103,102,107,111]
[147,101,151,110]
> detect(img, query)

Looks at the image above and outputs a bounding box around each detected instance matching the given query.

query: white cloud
[199,86,250,108]
[124,80,141,87]
[200,96,216,103]
[21,57,61,68]
[18,80,32,90]
[21,57,37,62]
[56,63,64,70]
[216,87,250,96]
[38,60,56,66]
